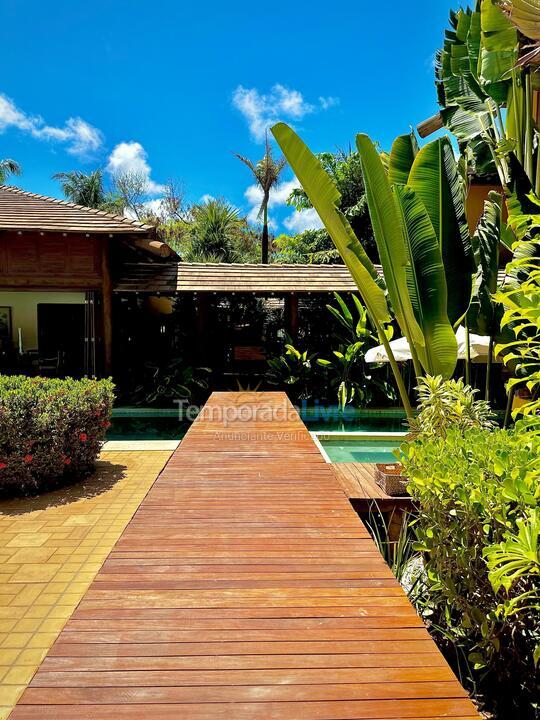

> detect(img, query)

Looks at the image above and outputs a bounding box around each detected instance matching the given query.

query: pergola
[113,262,364,356]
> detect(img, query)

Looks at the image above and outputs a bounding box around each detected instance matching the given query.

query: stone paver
[0,450,171,720]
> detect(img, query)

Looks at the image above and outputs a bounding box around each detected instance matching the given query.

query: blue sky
[0,0,456,233]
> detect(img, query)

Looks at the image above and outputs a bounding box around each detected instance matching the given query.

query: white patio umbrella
[365,326,496,364]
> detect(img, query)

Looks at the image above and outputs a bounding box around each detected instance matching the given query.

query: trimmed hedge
[0,376,114,496]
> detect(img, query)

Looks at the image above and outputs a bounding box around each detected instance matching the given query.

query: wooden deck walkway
[11,392,479,719]
[332,463,413,509]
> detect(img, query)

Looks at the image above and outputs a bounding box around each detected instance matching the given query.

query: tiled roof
[114,261,509,294]
[0,185,154,234]
[114,262,367,293]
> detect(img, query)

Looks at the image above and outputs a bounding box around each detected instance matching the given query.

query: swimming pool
[314,432,407,464]
[107,405,408,440]
[107,409,191,440]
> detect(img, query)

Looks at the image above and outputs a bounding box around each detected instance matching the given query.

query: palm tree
[0,158,22,184]
[186,199,246,263]
[235,133,286,263]
[53,169,124,213]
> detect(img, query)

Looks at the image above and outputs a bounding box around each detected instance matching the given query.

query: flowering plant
[0,376,114,496]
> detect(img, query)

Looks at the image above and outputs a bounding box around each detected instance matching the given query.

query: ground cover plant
[0,376,114,496]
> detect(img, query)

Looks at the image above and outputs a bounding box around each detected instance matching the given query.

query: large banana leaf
[468,191,502,336]
[479,0,518,102]
[393,185,458,378]
[408,137,475,326]
[388,133,419,186]
[505,0,540,40]
[356,134,424,352]
[271,123,389,327]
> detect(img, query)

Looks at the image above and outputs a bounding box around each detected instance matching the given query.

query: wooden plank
[11,392,479,720]
[334,462,415,511]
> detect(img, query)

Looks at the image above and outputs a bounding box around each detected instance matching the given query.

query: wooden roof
[114,261,508,294]
[0,185,155,234]
[114,262,362,293]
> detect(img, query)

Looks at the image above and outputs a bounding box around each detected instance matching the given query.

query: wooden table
[12,391,478,719]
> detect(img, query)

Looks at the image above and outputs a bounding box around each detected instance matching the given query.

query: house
[0,185,507,388]
[0,186,174,377]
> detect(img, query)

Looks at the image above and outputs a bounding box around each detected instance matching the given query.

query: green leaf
[468,191,502,336]
[271,123,390,328]
[356,133,425,350]
[479,0,518,102]
[408,137,475,325]
[333,292,352,321]
[393,184,458,378]
[505,0,540,41]
[388,133,419,186]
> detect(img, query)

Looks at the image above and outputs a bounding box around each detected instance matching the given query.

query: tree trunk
[262,200,269,264]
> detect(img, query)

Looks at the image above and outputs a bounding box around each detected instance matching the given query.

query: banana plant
[435,1,520,185]
[468,191,506,399]
[406,136,477,326]
[273,123,462,387]
[271,122,415,419]
[500,0,540,41]
[363,133,471,377]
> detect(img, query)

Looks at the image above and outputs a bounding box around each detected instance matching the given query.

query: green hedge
[400,423,540,717]
[0,376,114,496]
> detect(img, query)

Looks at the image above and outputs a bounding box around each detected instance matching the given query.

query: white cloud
[0,93,103,158]
[244,176,324,234]
[319,96,339,110]
[106,141,164,195]
[200,193,215,204]
[233,84,341,142]
[244,178,299,225]
[284,207,324,234]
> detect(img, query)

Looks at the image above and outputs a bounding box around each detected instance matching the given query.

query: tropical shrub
[266,335,320,401]
[494,165,540,418]
[409,375,496,436]
[132,357,211,407]
[0,376,114,496]
[400,423,540,717]
[317,293,396,409]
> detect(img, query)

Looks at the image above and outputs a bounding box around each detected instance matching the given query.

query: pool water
[303,416,407,433]
[107,406,408,441]
[320,437,402,464]
[107,416,191,440]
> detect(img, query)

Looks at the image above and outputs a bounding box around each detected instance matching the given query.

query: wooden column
[101,238,113,375]
[285,293,298,342]
[196,293,209,362]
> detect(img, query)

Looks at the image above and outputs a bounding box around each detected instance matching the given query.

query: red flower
[23,454,33,464]
[0,462,6,470]
[79,433,88,443]
[63,456,71,465]
[100,420,111,429]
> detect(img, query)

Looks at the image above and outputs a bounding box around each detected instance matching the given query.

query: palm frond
[0,158,22,183]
